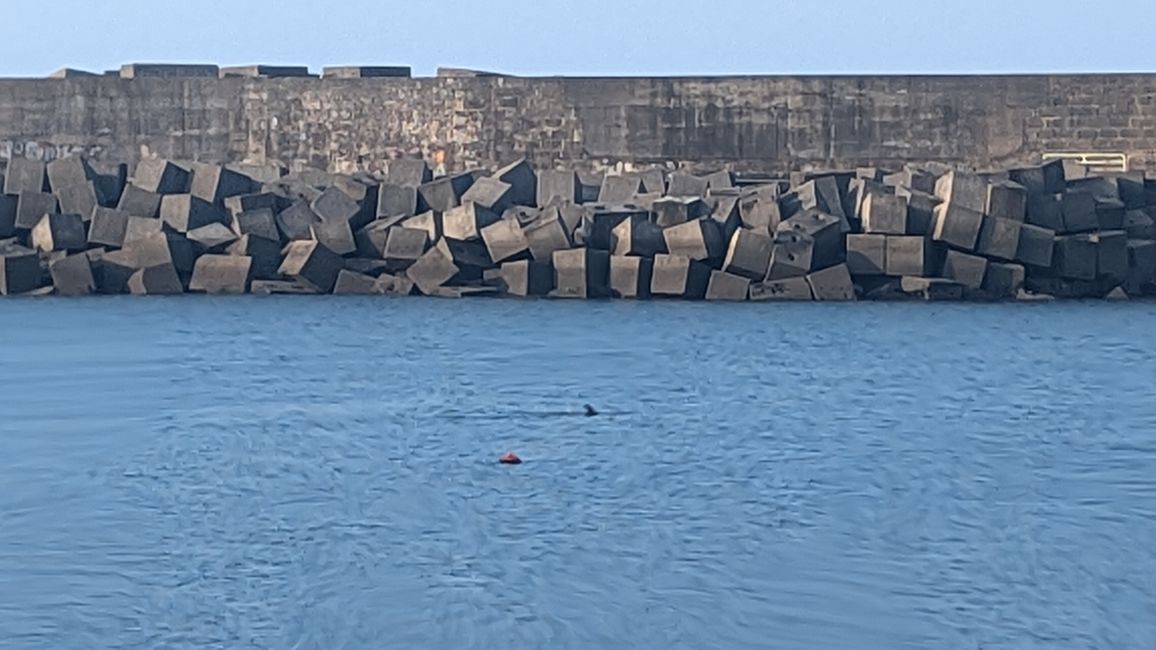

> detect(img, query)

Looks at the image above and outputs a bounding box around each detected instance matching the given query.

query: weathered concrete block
[54,181,98,220]
[653,196,707,228]
[160,194,228,233]
[406,245,459,295]
[403,211,441,242]
[1009,160,1065,195]
[87,207,130,248]
[48,253,95,296]
[1125,239,1156,295]
[332,270,379,295]
[977,217,1022,261]
[220,65,312,78]
[1095,230,1129,282]
[15,191,59,230]
[885,236,937,277]
[749,276,813,301]
[982,262,1026,299]
[667,173,709,198]
[1015,223,1056,268]
[609,255,652,299]
[985,181,1027,221]
[1060,191,1099,233]
[935,170,987,213]
[538,171,579,206]
[462,177,514,213]
[124,216,163,244]
[599,174,642,203]
[381,159,432,187]
[278,240,344,293]
[344,258,390,277]
[709,195,742,243]
[480,218,529,263]
[492,159,537,207]
[580,205,645,250]
[0,194,16,237]
[1096,198,1126,230]
[611,215,666,258]
[227,234,281,280]
[93,249,136,294]
[663,219,725,261]
[249,280,319,295]
[311,219,356,256]
[524,212,573,261]
[224,192,280,217]
[884,165,937,194]
[941,249,987,289]
[383,227,430,270]
[32,213,86,252]
[437,238,492,276]
[778,210,844,270]
[276,201,321,241]
[1054,234,1097,280]
[353,217,398,258]
[900,276,964,301]
[322,65,411,78]
[418,173,475,213]
[552,248,610,298]
[705,170,735,191]
[310,186,360,225]
[190,163,253,204]
[851,179,894,222]
[121,63,219,79]
[373,273,415,296]
[807,263,856,301]
[637,169,666,195]
[894,187,941,236]
[376,183,418,219]
[650,253,710,299]
[705,270,750,301]
[443,202,500,242]
[133,159,190,194]
[722,228,773,280]
[126,231,195,274]
[738,185,782,233]
[846,233,886,276]
[932,202,983,251]
[4,159,47,194]
[117,184,162,218]
[861,193,908,234]
[767,232,814,280]
[1124,210,1155,239]
[232,208,280,242]
[188,222,238,253]
[127,263,184,295]
[0,244,43,295]
[779,180,830,219]
[501,260,554,297]
[189,255,252,294]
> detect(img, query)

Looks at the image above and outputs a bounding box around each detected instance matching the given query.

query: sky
[1,0,1154,77]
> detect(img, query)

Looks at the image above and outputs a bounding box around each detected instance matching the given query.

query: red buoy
[499,452,522,465]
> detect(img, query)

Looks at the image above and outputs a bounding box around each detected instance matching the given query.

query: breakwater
[1,155,1153,300]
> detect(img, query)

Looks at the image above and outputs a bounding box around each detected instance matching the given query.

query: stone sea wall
[1,155,1153,300]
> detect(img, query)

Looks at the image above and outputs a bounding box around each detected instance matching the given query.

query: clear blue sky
[3,0,1154,77]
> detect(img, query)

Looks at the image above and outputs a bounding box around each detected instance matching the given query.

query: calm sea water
[1,297,1155,649]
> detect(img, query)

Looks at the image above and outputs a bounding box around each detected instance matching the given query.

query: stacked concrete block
[443,203,500,242]
[0,243,43,295]
[806,264,856,301]
[133,159,190,195]
[705,270,750,301]
[15,191,59,230]
[189,255,252,294]
[664,219,724,262]
[749,277,813,301]
[722,229,774,280]
[5,159,48,194]
[406,245,459,295]
[942,250,988,290]
[552,248,610,299]
[611,216,666,258]
[846,234,886,276]
[32,213,87,252]
[861,193,908,235]
[332,270,381,295]
[117,185,162,218]
[278,241,344,293]
[480,218,529,263]
[49,253,95,296]
[609,256,653,299]
[161,195,228,233]
[501,260,554,297]
[651,253,710,300]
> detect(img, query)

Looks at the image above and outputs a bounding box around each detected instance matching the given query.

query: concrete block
[189,255,252,294]
[1068,176,1120,201]
[900,277,964,301]
[1060,191,1099,233]
[224,192,281,217]
[1054,234,1097,280]
[1125,239,1156,294]
[985,181,1027,221]
[332,270,380,295]
[934,170,987,213]
[48,253,95,296]
[1009,161,1065,195]
[232,208,281,242]
[190,163,253,204]
[708,195,742,243]
[117,184,162,218]
[885,165,937,194]
[1095,230,1129,282]
[650,253,710,299]
[1025,193,1064,231]
[845,233,886,276]
[778,210,844,270]
[0,244,43,295]
[322,66,411,78]
[559,203,585,233]
[227,164,286,185]
[4,159,47,194]
[160,194,228,233]
[278,240,345,293]
[941,250,987,289]
[310,186,360,225]
[767,232,814,280]
[501,260,554,297]
[405,245,459,295]
[653,197,707,228]
[932,202,983,251]
[807,263,856,301]
[15,191,59,230]
[382,227,430,270]
[492,159,537,207]
[885,236,937,277]
[982,262,1026,299]
[1124,210,1156,239]
[250,280,319,295]
[93,249,136,294]
[0,194,15,237]
[376,183,418,219]
[353,216,399,258]
[611,215,666,258]
[32,213,86,252]
[891,188,939,236]
[124,216,164,244]
[87,207,130,248]
[599,175,642,203]
[851,179,894,222]
[127,263,184,295]
[133,159,190,194]
[663,219,724,261]
[276,200,321,241]
[121,63,218,79]
[437,238,492,276]
[538,171,579,206]
[609,255,652,299]
[345,257,391,277]
[227,234,281,280]
[374,274,416,296]
[417,173,475,213]
[478,218,529,263]
[442,202,498,242]
[667,173,709,198]
[1096,198,1126,230]
[977,217,1022,261]
[580,205,644,250]
[723,228,774,280]
[638,169,666,195]
[220,65,312,78]
[739,185,782,232]
[778,180,830,219]
[188,222,238,253]
[705,270,750,301]
[705,170,735,191]
[1015,223,1056,268]
[462,177,514,212]
[126,232,195,274]
[861,193,908,234]
[55,181,98,220]
[310,219,357,256]
[749,276,813,301]
[524,212,573,262]
[401,211,441,243]
[552,248,610,298]
[384,159,433,186]
[46,155,92,188]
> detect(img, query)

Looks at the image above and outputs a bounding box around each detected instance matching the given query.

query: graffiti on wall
[0,140,106,162]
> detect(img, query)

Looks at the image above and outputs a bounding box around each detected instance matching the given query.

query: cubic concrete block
[189,255,252,294]
[492,159,537,207]
[739,185,782,233]
[599,175,642,203]
[227,234,281,280]
[611,215,666,258]
[133,159,190,194]
[1096,198,1126,230]
[932,202,983,251]
[767,232,814,280]
[1009,161,1065,195]
[580,205,643,250]
[31,213,86,252]
[1125,210,1156,239]
[778,210,844,270]
[437,238,492,274]
[845,234,886,276]
[0,244,43,295]
[900,277,965,301]
[1125,239,1156,294]
[120,63,219,79]
[55,181,98,220]
[779,180,833,219]
[124,216,164,244]
[1016,223,1056,268]
[934,170,987,213]
[638,169,666,195]
[861,193,908,234]
[806,263,856,301]
[461,177,513,213]
[232,208,281,242]
[1060,191,1099,233]
[1054,234,1097,280]
[311,186,360,225]
[977,217,1022,261]
[885,236,936,277]
[851,179,894,222]
[443,202,500,241]
[942,250,987,289]
[895,187,940,236]
[705,170,735,191]
[383,159,433,187]
[705,270,750,301]
[220,65,313,78]
[382,227,430,270]
[1095,230,1129,282]
[249,280,319,295]
[4,159,47,194]
[377,183,418,218]
[190,163,253,204]
[982,262,1026,299]
[374,273,416,296]
[986,181,1027,221]
[417,173,475,213]
[160,194,228,233]
[524,212,573,262]
[884,166,937,194]
[310,219,356,256]
[538,171,579,206]
[188,222,238,252]
[0,194,16,237]
[15,191,59,230]
[650,253,710,300]
[749,277,813,301]
[276,201,321,241]
[278,240,345,293]
[93,249,136,294]
[722,228,774,280]
[128,263,184,295]
[353,218,396,258]
[480,218,529,263]
[224,191,280,217]
[403,211,441,242]
[552,248,610,299]
[87,207,131,248]
[609,255,652,299]
[48,253,95,296]
[332,270,380,295]
[322,66,411,78]
[406,245,459,295]
[709,195,742,243]
[117,184,162,217]
[667,173,709,198]
[663,219,724,261]
[653,197,707,228]
[501,260,554,297]
[126,231,196,274]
